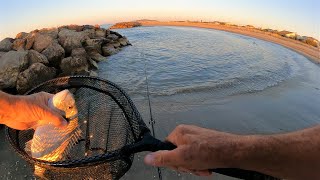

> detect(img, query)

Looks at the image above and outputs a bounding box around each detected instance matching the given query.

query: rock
[94,24,100,29]
[110,31,123,38]
[118,37,128,46]
[83,25,95,30]
[71,47,87,59]
[71,47,88,64]
[0,38,13,52]
[84,39,104,54]
[60,57,89,75]
[0,51,28,89]
[25,33,36,50]
[102,44,119,56]
[28,50,49,65]
[38,28,59,39]
[12,39,26,51]
[85,46,106,62]
[15,32,29,39]
[95,29,106,38]
[106,34,119,41]
[59,25,84,32]
[16,63,56,94]
[88,58,99,70]
[89,70,98,77]
[82,29,95,39]
[0,52,6,59]
[33,33,53,52]
[109,21,141,29]
[111,41,121,48]
[41,42,65,67]
[58,28,89,54]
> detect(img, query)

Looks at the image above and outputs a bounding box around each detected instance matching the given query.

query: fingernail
[144,153,155,165]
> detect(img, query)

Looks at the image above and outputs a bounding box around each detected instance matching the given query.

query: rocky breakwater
[110,21,142,29]
[0,25,130,94]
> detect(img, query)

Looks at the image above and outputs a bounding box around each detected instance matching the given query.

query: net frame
[5,76,150,169]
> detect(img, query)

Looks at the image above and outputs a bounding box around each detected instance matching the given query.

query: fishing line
[142,53,163,180]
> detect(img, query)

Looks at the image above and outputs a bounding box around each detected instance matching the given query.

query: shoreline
[136,21,320,64]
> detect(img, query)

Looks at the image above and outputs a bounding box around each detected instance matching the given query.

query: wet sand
[138,20,320,64]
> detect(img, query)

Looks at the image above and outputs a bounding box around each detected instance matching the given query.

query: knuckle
[175,124,188,135]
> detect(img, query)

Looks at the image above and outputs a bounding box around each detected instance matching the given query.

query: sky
[0,0,319,40]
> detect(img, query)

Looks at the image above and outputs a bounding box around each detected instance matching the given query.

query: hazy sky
[0,0,319,40]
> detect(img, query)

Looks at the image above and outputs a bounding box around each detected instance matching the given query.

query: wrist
[209,134,256,169]
[0,91,19,124]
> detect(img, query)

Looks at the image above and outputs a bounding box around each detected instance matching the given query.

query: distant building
[245,25,255,29]
[262,28,274,32]
[296,35,308,41]
[278,31,297,39]
[305,37,319,47]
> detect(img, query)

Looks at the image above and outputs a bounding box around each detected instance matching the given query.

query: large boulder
[110,31,123,38]
[16,63,56,94]
[83,25,95,30]
[12,39,26,51]
[0,52,6,59]
[58,28,89,54]
[60,57,89,75]
[0,51,28,89]
[106,34,119,41]
[85,46,105,62]
[28,50,49,65]
[88,58,98,70]
[41,42,65,67]
[25,33,36,50]
[71,47,88,62]
[0,38,13,52]
[95,29,106,38]
[82,29,95,39]
[111,41,121,48]
[59,25,84,32]
[102,44,119,56]
[38,28,59,39]
[118,37,129,46]
[15,32,29,39]
[33,33,53,52]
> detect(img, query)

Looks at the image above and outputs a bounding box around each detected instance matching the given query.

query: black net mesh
[5,76,150,180]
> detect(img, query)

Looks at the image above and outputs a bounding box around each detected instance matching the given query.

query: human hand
[144,125,239,176]
[4,92,68,130]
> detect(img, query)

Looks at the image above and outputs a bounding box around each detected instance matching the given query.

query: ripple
[99,26,305,97]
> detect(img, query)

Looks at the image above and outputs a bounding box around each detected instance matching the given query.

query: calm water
[1,26,320,180]
[99,26,317,99]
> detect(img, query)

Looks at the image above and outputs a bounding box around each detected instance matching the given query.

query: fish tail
[34,165,47,179]
[62,127,82,158]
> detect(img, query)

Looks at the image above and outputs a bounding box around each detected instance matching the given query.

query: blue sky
[0,0,319,40]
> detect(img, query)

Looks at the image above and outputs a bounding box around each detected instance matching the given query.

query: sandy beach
[137,20,320,64]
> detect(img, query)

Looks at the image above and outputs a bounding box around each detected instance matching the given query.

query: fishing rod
[143,53,163,180]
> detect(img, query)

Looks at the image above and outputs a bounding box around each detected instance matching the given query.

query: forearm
[0,91,17,124]
[227,126,320,179]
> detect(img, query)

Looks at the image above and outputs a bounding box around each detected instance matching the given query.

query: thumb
[44,109,68,128]
[144,149,182,167]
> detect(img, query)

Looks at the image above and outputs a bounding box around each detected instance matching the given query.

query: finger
[144,148,185,167]
[5,121,29,130]
[166,125,194,145]
[191,170,212,176]
[43,109,68,128]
